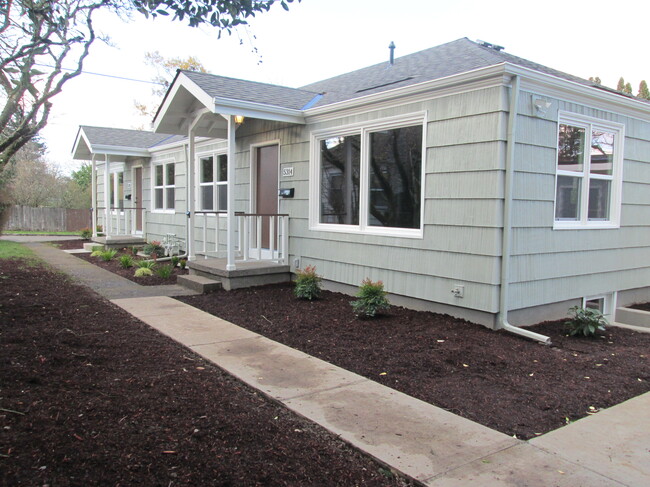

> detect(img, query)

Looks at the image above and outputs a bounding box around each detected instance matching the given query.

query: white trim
[583,292,617,321]
[195,149,229,212]
[309,112,426,239]
[553,111,625,230]
[214,97,305,124]
[151,160,176,213]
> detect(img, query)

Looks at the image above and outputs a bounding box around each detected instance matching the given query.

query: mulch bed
[54,239,188,286]
[1,259,413,486]
[177,284,650,440]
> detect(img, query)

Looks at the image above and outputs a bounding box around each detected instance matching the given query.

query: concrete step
[177,274,222,293]
[615,306,650,328]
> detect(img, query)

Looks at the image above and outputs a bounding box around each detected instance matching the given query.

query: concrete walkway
[13,238,650,486]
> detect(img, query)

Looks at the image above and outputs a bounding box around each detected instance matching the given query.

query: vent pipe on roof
[389,41,395,65]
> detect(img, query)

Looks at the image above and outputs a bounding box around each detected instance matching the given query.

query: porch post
[104,155,110,236]
[91,155,97,237]
[226,115,237,271]
[187,130,196,261]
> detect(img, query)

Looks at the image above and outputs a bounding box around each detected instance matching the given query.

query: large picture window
[153,161,175,211]
[554,114,623,229]
[198,153,228,211]
[314,116,424,237]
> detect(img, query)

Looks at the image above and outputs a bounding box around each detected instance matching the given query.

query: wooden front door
[134,167,143,232]
[256,145,278,249]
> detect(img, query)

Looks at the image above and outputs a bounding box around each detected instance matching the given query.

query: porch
[183,257,291,291]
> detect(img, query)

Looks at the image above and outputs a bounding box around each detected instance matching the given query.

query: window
[154,162,175,211]
[314,115,424,237]
[198,153,228,211]
[554,113,624,228]
[109,171,124,210]
[583,293,615,320]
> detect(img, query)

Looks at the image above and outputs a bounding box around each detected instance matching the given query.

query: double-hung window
[198,153,228,212]
[109,171,124,210]
[554,113,624,229]
[153,161,175,211]
[313,114,425,237]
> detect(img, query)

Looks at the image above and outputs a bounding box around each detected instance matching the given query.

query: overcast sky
[42,0,650,173]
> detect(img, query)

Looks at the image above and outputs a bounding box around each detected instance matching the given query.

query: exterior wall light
[234,115,245,125]
[532,97,552,117]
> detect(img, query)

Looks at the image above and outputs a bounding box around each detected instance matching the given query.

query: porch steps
[177,274,222,293]
[188,258,291,291]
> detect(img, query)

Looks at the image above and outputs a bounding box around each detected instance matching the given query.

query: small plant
[134,260,156,270]
[294,265,322,300]
[90,246,104,257]
[179,259,187,270]
[134,267,153,277]
[351,278,390,318]
[119,255,134,269]
[565,306,608,337]
[143,240,164,257]
[96,225,103,234]
[171,255,180,267]
[99,249,118,262]
[80,228,92,240]
[155,264,174,278]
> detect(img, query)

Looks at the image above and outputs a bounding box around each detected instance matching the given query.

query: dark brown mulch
[1,259,413,486]
[177,283,650,440]
[53,239,188,286]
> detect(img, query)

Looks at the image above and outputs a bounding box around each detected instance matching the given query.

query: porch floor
[188,257,291,291]
[92,235,147,247]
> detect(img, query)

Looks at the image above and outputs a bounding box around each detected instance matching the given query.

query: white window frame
[309,113,426,239]
[554,112,624,230]
[583,292,616,321]
[196,151,228,214]
[108,163,125,214]
[152,160,176,213]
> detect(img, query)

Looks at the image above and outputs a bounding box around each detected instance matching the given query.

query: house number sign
[282,167,294,177]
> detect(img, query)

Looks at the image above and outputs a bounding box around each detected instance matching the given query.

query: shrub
[80,228,92,240]
[119,255,134,269]
[171,256,180,267]
[155,264,173,279]
[351,278,390,318]
[134,260,156,270]
[294,265,322,300]
[565,306,608,337]
[99,249,118,262]
[96,225,103,234]
[134,267,153,277]
[179,259,187,270]
[90,247,104,257]
[143,240,164,257]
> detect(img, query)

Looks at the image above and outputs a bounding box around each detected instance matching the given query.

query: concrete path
[13,238,650,486]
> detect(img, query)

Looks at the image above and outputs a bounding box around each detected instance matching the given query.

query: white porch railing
[98,207,145,237]
[195,211,289,264]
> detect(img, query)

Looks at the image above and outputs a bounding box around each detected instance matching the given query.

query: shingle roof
[182,71,321,111]
[80,126,183,149]
[299,38,610,108]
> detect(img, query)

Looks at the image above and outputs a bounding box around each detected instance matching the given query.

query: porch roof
[72,125,183,160]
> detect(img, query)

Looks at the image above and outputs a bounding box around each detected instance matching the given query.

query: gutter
[498,74,552,346]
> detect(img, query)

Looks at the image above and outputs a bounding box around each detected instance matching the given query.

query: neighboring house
[72,38,650,340]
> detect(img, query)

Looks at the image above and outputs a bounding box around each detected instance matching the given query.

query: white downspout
[187,131,196,261]
[226,114,237,271]
[104,154,110,237]
[91,155,97,238]
[499,75,551,345]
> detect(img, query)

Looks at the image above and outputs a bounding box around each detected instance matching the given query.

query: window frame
[196,151,228,214]
[309,113,426,239]
[554,112,624,230]
[152,160,176,213]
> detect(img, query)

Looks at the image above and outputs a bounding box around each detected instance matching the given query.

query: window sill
[310,223,424,239]
[553,221,620,230]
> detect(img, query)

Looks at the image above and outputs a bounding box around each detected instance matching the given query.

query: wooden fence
[5,205,91,232]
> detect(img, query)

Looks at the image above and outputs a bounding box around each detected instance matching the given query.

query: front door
[134,167,143,233]
[256,145,278,250]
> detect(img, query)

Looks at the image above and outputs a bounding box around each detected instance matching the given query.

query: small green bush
[119,255,134,269]
[143,240,164,258]
[80,228,92,240]
[90,248,104,257]
[171,256,180,267]
[134,267,153,277]
[155,264,173,279]
[99,249,118,262]
[565,306,608,337]
[351,278,390,318]
[294,265,322,300]
[179,259,187,270]
[134,260,156,270]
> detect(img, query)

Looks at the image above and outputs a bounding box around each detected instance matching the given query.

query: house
[72,38,650,341]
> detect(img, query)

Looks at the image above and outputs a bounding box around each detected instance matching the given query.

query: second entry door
[255,145,279,249]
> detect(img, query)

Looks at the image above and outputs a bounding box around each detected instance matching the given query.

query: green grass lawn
[0,240,37,261]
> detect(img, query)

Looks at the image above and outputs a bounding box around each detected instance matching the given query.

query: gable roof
[72,125,183,160]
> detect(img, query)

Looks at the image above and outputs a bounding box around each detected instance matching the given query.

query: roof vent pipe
[389,41,395,65]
